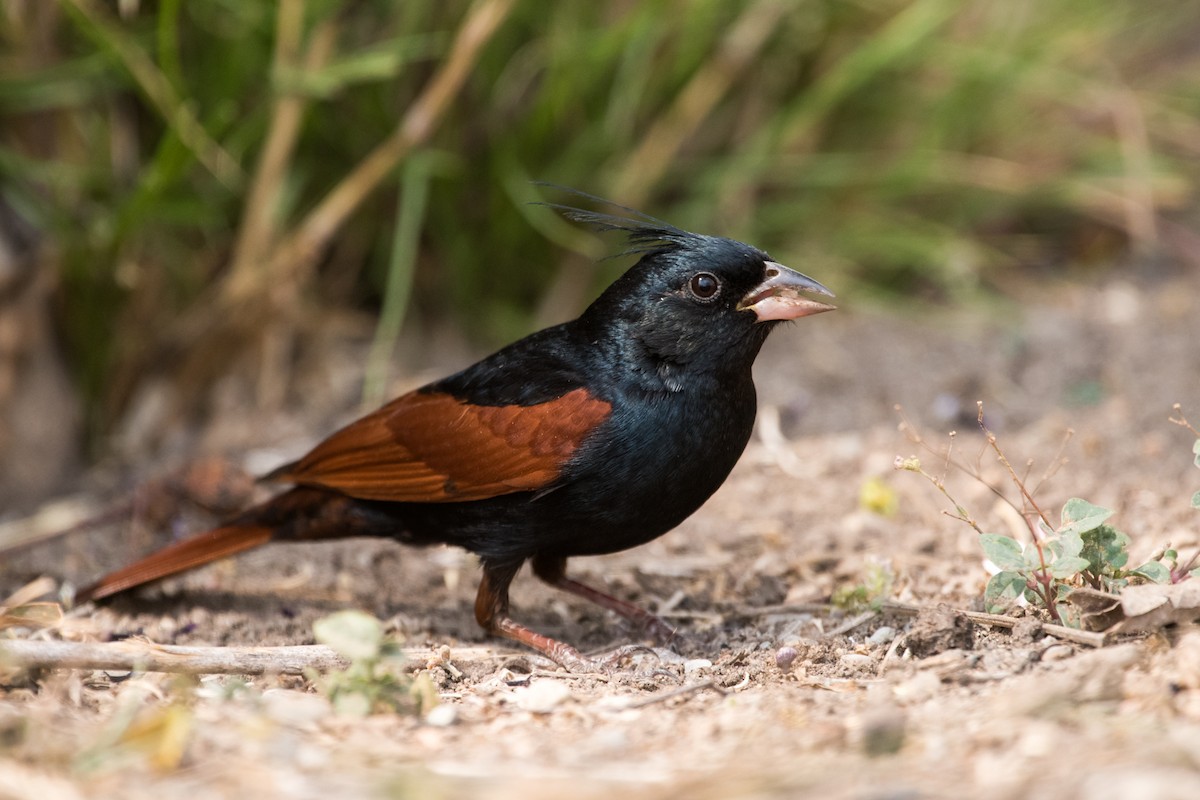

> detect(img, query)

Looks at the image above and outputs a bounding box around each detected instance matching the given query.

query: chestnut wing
[270,387,612,503]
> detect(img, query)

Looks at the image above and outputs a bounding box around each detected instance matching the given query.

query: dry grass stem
[0,639,351,675]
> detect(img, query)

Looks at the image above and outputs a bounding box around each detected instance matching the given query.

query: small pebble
[683,658,713,673]
[424,704,458,727]
[775,646,799,671]
[515,680,571,713]
[868,626,896,646]
[1011,617,1045,645]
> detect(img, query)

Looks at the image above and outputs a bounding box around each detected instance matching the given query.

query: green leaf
[1054,604,1077,627]
[980,534,1025,571]
[984,571,1026,612]
[1079,524,1129,575]
[1057,528,1084,559]
[1048,555,1090,579]
[1023,585,1044,606]
[313,610,384,662]
[289,34,447,97]
[1130,561,1171,584]
[1059,498,1113,536]
[1191,490,1200,509]
[1025,543,1050,571]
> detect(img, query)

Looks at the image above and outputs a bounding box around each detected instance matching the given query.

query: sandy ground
[2,273,1199,799]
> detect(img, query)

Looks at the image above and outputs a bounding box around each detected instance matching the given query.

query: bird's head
[560,200,834,384]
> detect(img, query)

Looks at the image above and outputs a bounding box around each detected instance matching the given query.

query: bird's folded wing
[268,387,611,502]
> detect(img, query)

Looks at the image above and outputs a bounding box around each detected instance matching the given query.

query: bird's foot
[553,643,657,673]
[492,616,658,673]
[537,570,678,645]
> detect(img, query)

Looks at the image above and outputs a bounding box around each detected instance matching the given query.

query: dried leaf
[1063,587,1123,631]
[0,602,63,631]
[859,477,898,516]
[115,705,193,771]
[1114,582,1200,633]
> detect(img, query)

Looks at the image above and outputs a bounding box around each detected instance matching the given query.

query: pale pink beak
[737,261,836,322]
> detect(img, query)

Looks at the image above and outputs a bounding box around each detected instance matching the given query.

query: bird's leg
[531,554,677,644]
[474,560,604,672]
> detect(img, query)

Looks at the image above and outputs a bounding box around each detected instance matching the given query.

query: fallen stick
[0,639,520,676]
[728,599,1110,648]
[881,601,1109,648]
[0,639,349,675]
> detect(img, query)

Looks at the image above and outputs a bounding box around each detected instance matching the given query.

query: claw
[532,555,679,645]
[587,643,658,666]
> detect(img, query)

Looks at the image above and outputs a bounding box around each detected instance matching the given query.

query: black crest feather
[533,183,705,258]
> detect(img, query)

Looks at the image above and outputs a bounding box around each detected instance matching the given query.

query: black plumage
[79,198,834,670]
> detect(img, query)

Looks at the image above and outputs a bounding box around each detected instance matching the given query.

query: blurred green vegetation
[2,0,1198,441]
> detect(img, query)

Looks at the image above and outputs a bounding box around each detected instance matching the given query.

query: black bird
[79,198,835,671]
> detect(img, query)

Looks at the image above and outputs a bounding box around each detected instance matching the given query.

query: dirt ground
[2,272,1200,799]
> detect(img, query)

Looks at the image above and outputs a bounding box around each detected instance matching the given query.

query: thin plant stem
[61,0,243,187]
[1169,404,1200,437]
[362,154,433,409]
[259,0,515,298]
[225,0,337,301]
[976,401,1052,528]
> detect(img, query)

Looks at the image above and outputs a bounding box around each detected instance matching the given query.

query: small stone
[841,653,875,669]
[775,646,799,671]
[515,680,571,713]
[868,626,896,646]
[1011,617,1045,645]
[906,605,975,658]
[424,704,458,727]
[683,658,712,673]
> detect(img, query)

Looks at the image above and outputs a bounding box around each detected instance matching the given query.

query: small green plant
[310,610,438,717]
[832,561,894,612]
[896,402,1194,625]
[978,498,1172,618]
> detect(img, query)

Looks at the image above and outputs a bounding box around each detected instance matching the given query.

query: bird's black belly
[380,380,758,563]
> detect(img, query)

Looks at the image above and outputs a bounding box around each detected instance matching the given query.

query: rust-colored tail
[77,522,275,602]
[76,486,367,603]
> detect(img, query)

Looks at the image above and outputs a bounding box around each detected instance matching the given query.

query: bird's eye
[687,272,721,301]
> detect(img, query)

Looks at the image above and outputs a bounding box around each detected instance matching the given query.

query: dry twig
[727,599,1109,648]
[881,601,1108,648]
[0,639,349,675]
